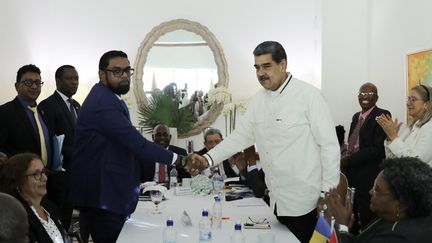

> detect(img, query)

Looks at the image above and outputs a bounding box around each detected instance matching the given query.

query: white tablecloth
[117,190,299,243]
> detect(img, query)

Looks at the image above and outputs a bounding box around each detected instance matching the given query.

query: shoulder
[169,145,187,156]
[373,106,391,116]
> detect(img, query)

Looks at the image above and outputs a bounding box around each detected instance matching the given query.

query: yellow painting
[407,49,432,90]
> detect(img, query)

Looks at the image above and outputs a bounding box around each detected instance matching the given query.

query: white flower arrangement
[190,174,212,195]
[222,99,248,136]
[206,87,231,105]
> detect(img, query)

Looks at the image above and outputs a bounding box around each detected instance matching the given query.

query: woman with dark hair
[0,153,70,243]
[376,84,432,166]
[327,156,432,242]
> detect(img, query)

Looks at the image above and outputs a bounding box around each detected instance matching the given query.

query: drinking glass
[150,190,163,214]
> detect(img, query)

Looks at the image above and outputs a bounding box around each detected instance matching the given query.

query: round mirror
[133,19,229,138]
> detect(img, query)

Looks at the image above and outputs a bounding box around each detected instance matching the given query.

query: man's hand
[185,153,209,176]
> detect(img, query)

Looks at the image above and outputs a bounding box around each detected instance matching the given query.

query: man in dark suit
[342,82,391,233]
[0,64,52,166]
[197,128,247,179]
[140,124,191,183]
[71,50,197,243]
[39,65,80,231]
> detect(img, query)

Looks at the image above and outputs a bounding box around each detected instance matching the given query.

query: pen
[222,216,230,220]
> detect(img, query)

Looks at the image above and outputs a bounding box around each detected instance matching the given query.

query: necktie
[158,163,166,182]
[68,98,77,122]
[120,100,130,120]
[347,116,364,154]
[28,106,48,165]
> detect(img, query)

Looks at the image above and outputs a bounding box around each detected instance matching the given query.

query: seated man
[140,124,190,183]
[197,128,247,179]
[243,145,269,205]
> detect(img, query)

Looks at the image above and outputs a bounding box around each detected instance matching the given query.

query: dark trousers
[275,205,317,243]
[47,171,73,230]
[80,207,126,243]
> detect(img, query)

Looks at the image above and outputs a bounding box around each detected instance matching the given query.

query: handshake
[177,154,210,176]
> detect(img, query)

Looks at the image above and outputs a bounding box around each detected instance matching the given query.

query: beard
[108,80,130,95]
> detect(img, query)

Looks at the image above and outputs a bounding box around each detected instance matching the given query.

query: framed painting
[407,48,432,90]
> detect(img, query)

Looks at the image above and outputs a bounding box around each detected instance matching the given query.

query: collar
[360,106,376,120]
[17,95,36,108]
[56,90,72,104]
[267,72,292,96]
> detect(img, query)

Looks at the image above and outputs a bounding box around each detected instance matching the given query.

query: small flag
[309,213,331,243]
[329,217,339,243]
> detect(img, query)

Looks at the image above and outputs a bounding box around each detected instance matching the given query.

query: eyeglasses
[25,169,49,181]
[407,96,420,103]
[248,216,269,224]
[105,67,134,77]
[358,92,376,97]
[21,80,44,87]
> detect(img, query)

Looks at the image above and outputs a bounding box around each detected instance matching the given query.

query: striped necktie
[28,106,48,165]
[68,98,77,122]
[347,116,364,155]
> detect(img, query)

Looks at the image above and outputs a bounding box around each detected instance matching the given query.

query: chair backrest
[316,172,349,218]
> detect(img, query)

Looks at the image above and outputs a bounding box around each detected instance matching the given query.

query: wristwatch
[338,224,349,233]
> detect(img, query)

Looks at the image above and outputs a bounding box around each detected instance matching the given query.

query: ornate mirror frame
[133,19,229,138]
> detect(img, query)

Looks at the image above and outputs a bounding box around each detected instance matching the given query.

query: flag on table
[309,213,331,243]
[329,217,339,243]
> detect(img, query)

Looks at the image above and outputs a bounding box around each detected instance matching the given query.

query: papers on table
[230,197,267,207]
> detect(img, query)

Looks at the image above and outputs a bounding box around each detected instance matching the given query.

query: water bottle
[212,170,224,199]
[169,166,178,189]
[163,217,177,243]
[199,209,212,243]
[230,222,245,243]
[212,196,222,229]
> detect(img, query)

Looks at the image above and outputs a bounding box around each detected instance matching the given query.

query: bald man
[342,82,391,232]
[0,192,29,243]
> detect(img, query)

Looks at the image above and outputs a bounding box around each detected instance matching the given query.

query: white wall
[0,0,320,149]
[2,0,430,149]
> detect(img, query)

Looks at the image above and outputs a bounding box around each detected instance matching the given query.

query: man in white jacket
[190,41,340,243]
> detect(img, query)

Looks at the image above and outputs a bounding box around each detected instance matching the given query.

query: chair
[317,172,350,221]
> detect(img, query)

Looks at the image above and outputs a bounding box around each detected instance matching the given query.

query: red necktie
[158,163,166,182]
[347,116,364,154]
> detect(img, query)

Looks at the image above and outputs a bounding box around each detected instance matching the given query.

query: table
[118,190,299,243]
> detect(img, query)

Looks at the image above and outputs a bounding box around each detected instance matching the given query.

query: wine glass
[150,190,163,214]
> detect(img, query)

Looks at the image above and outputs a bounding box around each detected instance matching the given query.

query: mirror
[133,19,229,138]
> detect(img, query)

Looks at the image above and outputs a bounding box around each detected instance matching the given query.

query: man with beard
[39,65,80,231]
[189,41,340,243]
[342,82,391,233]
[71,50,197,243]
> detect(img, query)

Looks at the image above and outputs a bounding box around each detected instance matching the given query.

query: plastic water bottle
[163,217,177,243]
[230,222,245,243]
[199,209,212,243]
[212,171,224,199]
[169,166,178,189]
[212,196,222,229]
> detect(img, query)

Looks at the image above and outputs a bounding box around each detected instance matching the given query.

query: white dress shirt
[206,74,340,216]
[385,120,432,166]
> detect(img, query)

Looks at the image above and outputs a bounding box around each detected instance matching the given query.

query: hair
[381,157,432,218]
[335,125,345,146]
[203,128,223,142]
[153,124,170,135]
[410,84,432,128]
[0,192,28,243]
[253,41,287,64]
[98,50,128,70]
[0,153,41,199]
[55,65,76,80]
[16,64,41,83]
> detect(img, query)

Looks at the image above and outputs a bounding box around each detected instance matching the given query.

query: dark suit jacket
[345,106,391,228]
[18,197,70,243]
[140,145,190,182]
[339,216,432,243]
[71,83,174,216]
[0,97,53,164]
[39,91,80,170]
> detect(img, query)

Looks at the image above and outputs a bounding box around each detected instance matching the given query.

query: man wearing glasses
[341,82,391,233]
[0,64,53,167]
[71,50,199,243]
